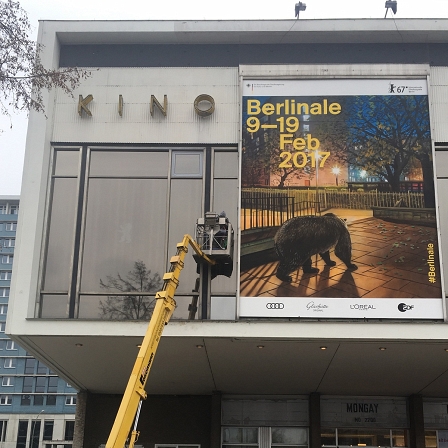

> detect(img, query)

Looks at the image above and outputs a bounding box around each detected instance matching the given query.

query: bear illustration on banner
[274,213,358,282]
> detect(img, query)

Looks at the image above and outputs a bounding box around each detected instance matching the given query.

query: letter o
[194,94,215,117]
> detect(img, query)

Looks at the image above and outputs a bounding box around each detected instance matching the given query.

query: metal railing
[241,188,426,231]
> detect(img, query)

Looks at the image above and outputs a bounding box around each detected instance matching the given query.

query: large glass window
[16,421,28,448]
[29,421,41,448]
[47,377,58,393]
[46,396,56,406]
[41,146,239,319]
[272,428,308,448]
[0,420,7,442]
[35,377,46,393]
[222,427,308,448]
[321,428,408,448]
[223,427,258,448]
[22,377,33,393]
[24,359,35,374]
[41,148,181,320]
[37,362,47,374]
[64,421,75,441]
[43,421,54,441]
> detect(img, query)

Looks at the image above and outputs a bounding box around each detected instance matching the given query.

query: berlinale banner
[239,79,443,319]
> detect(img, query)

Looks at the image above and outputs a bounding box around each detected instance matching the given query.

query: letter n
[150,95,168,117]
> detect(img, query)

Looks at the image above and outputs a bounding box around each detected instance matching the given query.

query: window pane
[34,396,44,406]
[223,445,257,448]
[30,421,41,448]
[337,429,393,447]
[78,294,157,320]
[40,295,69,319]
[424,431,436,448]
[2,377,13,386]
[167,179,203,294]
[46,395,56,406]
[22,377,33,393]
[4,358,15,368]
[43,178,78,292]
[37,362,47,374]
[25,359,35,374]
[272,428,307,445]
[80,179,168,301]
[43,421,54,441]
[53,150,80,176]
[0,395,11,405]
[16,421,28,448]
[0,421,8,442]
[171,152,203,177]
[223,428,258,444]
[48,377,58,393]
[214,151,238,178]
[321,428,336,446]
[89,151,169,177]
[36,377,46,393]
[64,421,75,441]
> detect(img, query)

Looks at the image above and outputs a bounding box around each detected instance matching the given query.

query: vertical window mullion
[68,146,88,318]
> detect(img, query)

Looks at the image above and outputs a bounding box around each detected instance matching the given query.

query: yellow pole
[105,236,215,448]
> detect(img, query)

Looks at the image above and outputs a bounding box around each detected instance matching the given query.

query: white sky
[2,0,448,194]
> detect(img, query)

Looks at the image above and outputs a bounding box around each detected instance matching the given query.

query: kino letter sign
[239,78,443,319]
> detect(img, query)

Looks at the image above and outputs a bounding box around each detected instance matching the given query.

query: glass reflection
[98,260,161,320]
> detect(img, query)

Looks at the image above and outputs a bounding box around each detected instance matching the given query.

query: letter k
[78,94,94,117]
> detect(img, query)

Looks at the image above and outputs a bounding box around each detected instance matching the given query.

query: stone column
[73,391,89,448]
[409,394,425,448]
[309,393,321,448]
[210,391,222,448]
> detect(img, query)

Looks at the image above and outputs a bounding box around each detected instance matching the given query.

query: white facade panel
[430,67,448,142]
[437,177,448,289]
[52,67,239,144]
[240,64,430,79]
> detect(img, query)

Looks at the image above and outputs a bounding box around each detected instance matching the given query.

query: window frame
[1,255,13,264]
[65,396,77,406]
[5,222,17,231]
[1,377,13,387]
[6,340,16,350]
[64,421,75,441]
[0,271,12,280]
[4,358,15,368]
[0,290,9,300]
[2,238,15,248]
[0,395,12,405]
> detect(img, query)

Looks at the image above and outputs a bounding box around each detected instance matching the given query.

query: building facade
[7,18,448,448]
[0,196,77,448]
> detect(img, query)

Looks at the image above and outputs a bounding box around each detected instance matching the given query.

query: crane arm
[105,235,215,448]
